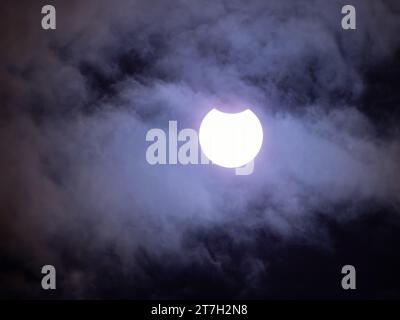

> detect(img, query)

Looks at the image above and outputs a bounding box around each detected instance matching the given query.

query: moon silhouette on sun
[199,108,263,169]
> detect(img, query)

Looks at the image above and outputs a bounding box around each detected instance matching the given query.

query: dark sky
[0,0,400,299]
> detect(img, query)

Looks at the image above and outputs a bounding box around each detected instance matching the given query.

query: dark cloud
[0,0,400,298]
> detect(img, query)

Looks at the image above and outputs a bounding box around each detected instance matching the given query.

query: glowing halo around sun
[199,108,263,168]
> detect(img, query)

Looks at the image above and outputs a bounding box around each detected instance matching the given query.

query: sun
[199,108,263,168]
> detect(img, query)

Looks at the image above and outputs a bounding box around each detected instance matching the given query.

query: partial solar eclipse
[199,108,263,168]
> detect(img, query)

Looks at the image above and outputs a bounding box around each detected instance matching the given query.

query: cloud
[0,0,400,298]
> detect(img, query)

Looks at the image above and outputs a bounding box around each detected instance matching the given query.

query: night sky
[1,0,400,299]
